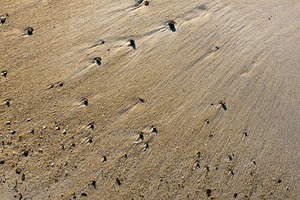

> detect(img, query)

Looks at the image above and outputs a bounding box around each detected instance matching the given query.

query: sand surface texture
[1,0,300,199]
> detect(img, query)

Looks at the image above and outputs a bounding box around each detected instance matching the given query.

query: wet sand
[1,0,300,199]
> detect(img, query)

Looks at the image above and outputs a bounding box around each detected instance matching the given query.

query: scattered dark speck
[206,189,212,197]
[22,150,29,157]
[91,180,96,188]
[152,127,158,133]
[168,20,176,32]
[1,70,7,77]
[138,132,144,140]
[102,156,107,162]
[81,193,87,197]
[0,160,5,164]
[5,99,10,107]
[25,27,34,35]
[88,122,94,130]
[94,57,102,66]
[277,179,282,184]
[116,178,121,185]
[21,174,25,181]
[234,193,238,198]
[0,14,8,24]
[205,165,210,172]
[138,97,144,103]
[82,98,88,106]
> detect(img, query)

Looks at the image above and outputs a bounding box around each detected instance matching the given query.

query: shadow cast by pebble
[221,104,227,111]
[168,20,176,32]
[128,38,136,49]
[219,100,227,111]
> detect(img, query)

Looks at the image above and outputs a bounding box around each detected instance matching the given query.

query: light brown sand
[1,0,300,199]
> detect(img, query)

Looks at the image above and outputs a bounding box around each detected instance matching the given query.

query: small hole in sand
[234,193,238,198]
[277,179,282,183]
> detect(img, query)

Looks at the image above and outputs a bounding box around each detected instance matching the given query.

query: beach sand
[1,0,300,199]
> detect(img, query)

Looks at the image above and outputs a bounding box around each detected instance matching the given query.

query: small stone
[220,100,225,105]
[16,168,22,174]
[206,189,212,197]
[116,178,121,185]
[143,142,149,151]
[144,1,150,6]
[5,99,10,107]
[138,97,144,103]
[1,17,6,24]
[91,180,96,188]
[94,57,102,66]
[168,20,176,31]
[88,122,94,130]
[0,14,8,24]
[25,27,33,35]
[99,39,105,45]
[151,127,158,133]
[5,121,11,125]
[21,174,25,181]
[82,98,88,106]
[194,161,200,169]
[1,70,7,77]
[22,150,29,157]
[102,156,107,162]
[138,132,144,140]
[62,129,67,135]
[25,118,32,122]
[10,130,16,134]
[43,126,47,130]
